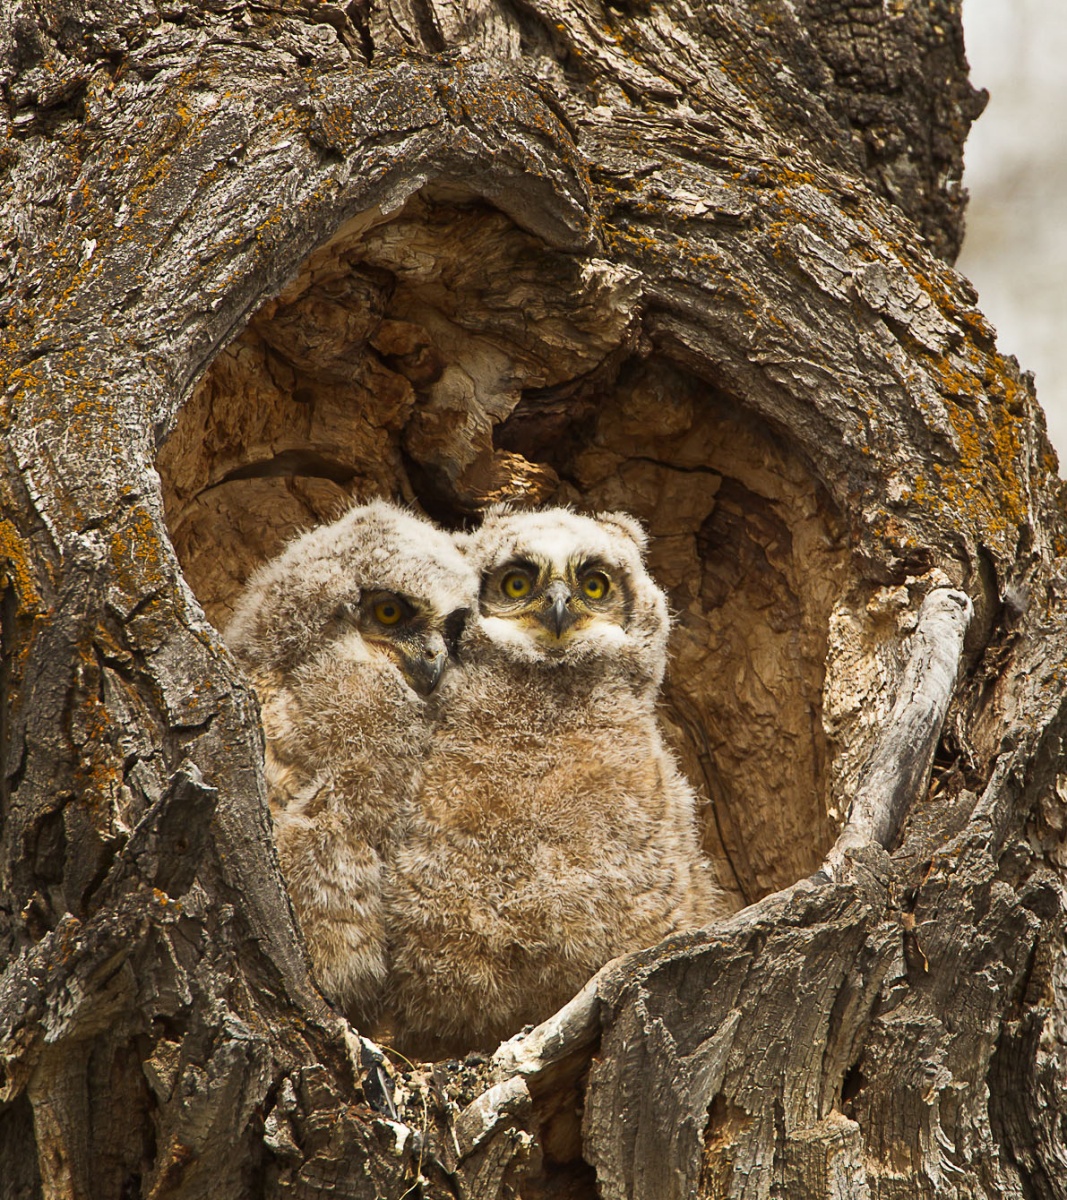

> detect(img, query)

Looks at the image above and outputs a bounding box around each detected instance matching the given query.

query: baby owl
[383,506,725,1058]
[224,499,476,1029]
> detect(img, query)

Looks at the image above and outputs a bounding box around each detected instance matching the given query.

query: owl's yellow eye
[582,573,609,601]
[374,599,403,625]
[502,571,532,599]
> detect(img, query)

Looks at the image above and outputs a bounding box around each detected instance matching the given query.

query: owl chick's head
[462,506,669,685]
[225,500,476,695]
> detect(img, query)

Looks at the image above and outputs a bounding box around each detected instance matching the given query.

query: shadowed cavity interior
[158,188,853,907]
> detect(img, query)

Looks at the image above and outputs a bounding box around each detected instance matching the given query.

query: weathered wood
[2,1,1066,1198]
[825,586,974,878]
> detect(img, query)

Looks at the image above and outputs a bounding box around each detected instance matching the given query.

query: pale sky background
[957,0,1067,462]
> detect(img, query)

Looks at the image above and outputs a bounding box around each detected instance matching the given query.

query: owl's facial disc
[349,590,453,696]
[483,558,625,651]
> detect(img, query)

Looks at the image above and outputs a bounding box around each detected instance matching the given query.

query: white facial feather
[476,613,630,663]
[461,505,669,685]
[469,506,647,573]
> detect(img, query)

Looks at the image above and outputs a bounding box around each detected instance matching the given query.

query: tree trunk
[2,1,1065,1197]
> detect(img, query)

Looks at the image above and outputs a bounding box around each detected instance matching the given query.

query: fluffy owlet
[224,499,476,1028]
[382,506,725,1058]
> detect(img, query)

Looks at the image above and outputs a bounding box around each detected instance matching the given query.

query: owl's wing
[272,773,389,1027]
[244,673,315,818]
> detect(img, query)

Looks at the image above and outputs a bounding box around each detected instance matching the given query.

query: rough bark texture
[1,1,1065,1198]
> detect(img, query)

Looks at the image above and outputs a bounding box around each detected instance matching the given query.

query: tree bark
[2,1,1065,1198]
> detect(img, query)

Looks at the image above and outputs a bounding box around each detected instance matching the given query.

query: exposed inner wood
[824,586,974,878]
[159,188,853,909]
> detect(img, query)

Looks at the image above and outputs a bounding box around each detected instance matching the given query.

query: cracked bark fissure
[2,2,1067,1199]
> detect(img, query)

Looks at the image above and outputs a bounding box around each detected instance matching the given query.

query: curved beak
[538,580,576,639]
[402,631,449,696]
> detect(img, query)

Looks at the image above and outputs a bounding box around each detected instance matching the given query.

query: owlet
[225,499,476,1029]
[383,506,725,1058]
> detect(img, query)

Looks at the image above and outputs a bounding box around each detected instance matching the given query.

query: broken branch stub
[824,586,974,879]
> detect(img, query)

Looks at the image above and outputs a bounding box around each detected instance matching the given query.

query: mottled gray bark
[1,1,1065,1198]
[824,586,973,878]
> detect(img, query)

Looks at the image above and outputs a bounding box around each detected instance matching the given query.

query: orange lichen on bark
[0,519,43,612]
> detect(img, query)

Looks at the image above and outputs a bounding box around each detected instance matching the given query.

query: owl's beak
[539,580,576,639]
[403,632,449,696]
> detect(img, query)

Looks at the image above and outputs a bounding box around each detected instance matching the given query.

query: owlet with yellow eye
[382,506,726,1059]
[224,500,476,1030]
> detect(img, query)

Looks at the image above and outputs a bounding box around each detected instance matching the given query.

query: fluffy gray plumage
[225,499,476,1027]
[382,506,725,1058]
